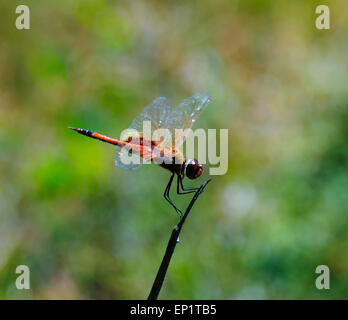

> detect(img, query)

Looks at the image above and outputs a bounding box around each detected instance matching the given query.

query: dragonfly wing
[128,97,173,142]
[115,97,174,171]
[114,145,143,171]
[167,91,211,147]
[120,92,210,157]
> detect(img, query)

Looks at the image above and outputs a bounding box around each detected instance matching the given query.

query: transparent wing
[114,145,143,171]
[117,92,211,165]
[128,97,173,144]
[116,96,174,168]
[167,91,211,148]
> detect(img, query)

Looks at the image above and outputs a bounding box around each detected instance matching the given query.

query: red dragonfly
[69,92,211,216]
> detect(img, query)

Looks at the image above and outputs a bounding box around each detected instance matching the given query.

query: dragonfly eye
[196,166,203,178]
[185,159,203,180]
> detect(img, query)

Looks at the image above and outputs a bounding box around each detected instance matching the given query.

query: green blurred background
[1,0,347,299]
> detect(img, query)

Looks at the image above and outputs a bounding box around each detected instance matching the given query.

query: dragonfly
[69,91,211,216]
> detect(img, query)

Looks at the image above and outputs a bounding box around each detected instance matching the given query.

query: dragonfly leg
[177,175,200,195]
[164,173,183,217]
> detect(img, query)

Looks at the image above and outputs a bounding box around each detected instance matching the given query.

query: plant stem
[147,179,211,300]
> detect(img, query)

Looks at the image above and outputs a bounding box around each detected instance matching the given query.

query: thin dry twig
[147,179,212,300]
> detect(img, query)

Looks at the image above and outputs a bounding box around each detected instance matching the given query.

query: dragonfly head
[184,159,203,180]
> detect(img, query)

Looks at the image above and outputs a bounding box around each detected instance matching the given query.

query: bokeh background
[1,0,347,299]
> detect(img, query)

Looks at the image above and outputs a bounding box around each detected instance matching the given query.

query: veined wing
[167,91,211,148]
[115,147,143,171]
[114,140,154,171]
[126,96,173,146]
[115,97,173,170]
[117,91,211,169]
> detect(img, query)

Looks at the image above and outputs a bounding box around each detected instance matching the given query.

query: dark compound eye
[195,166,203,178]
[185,159,203,180]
